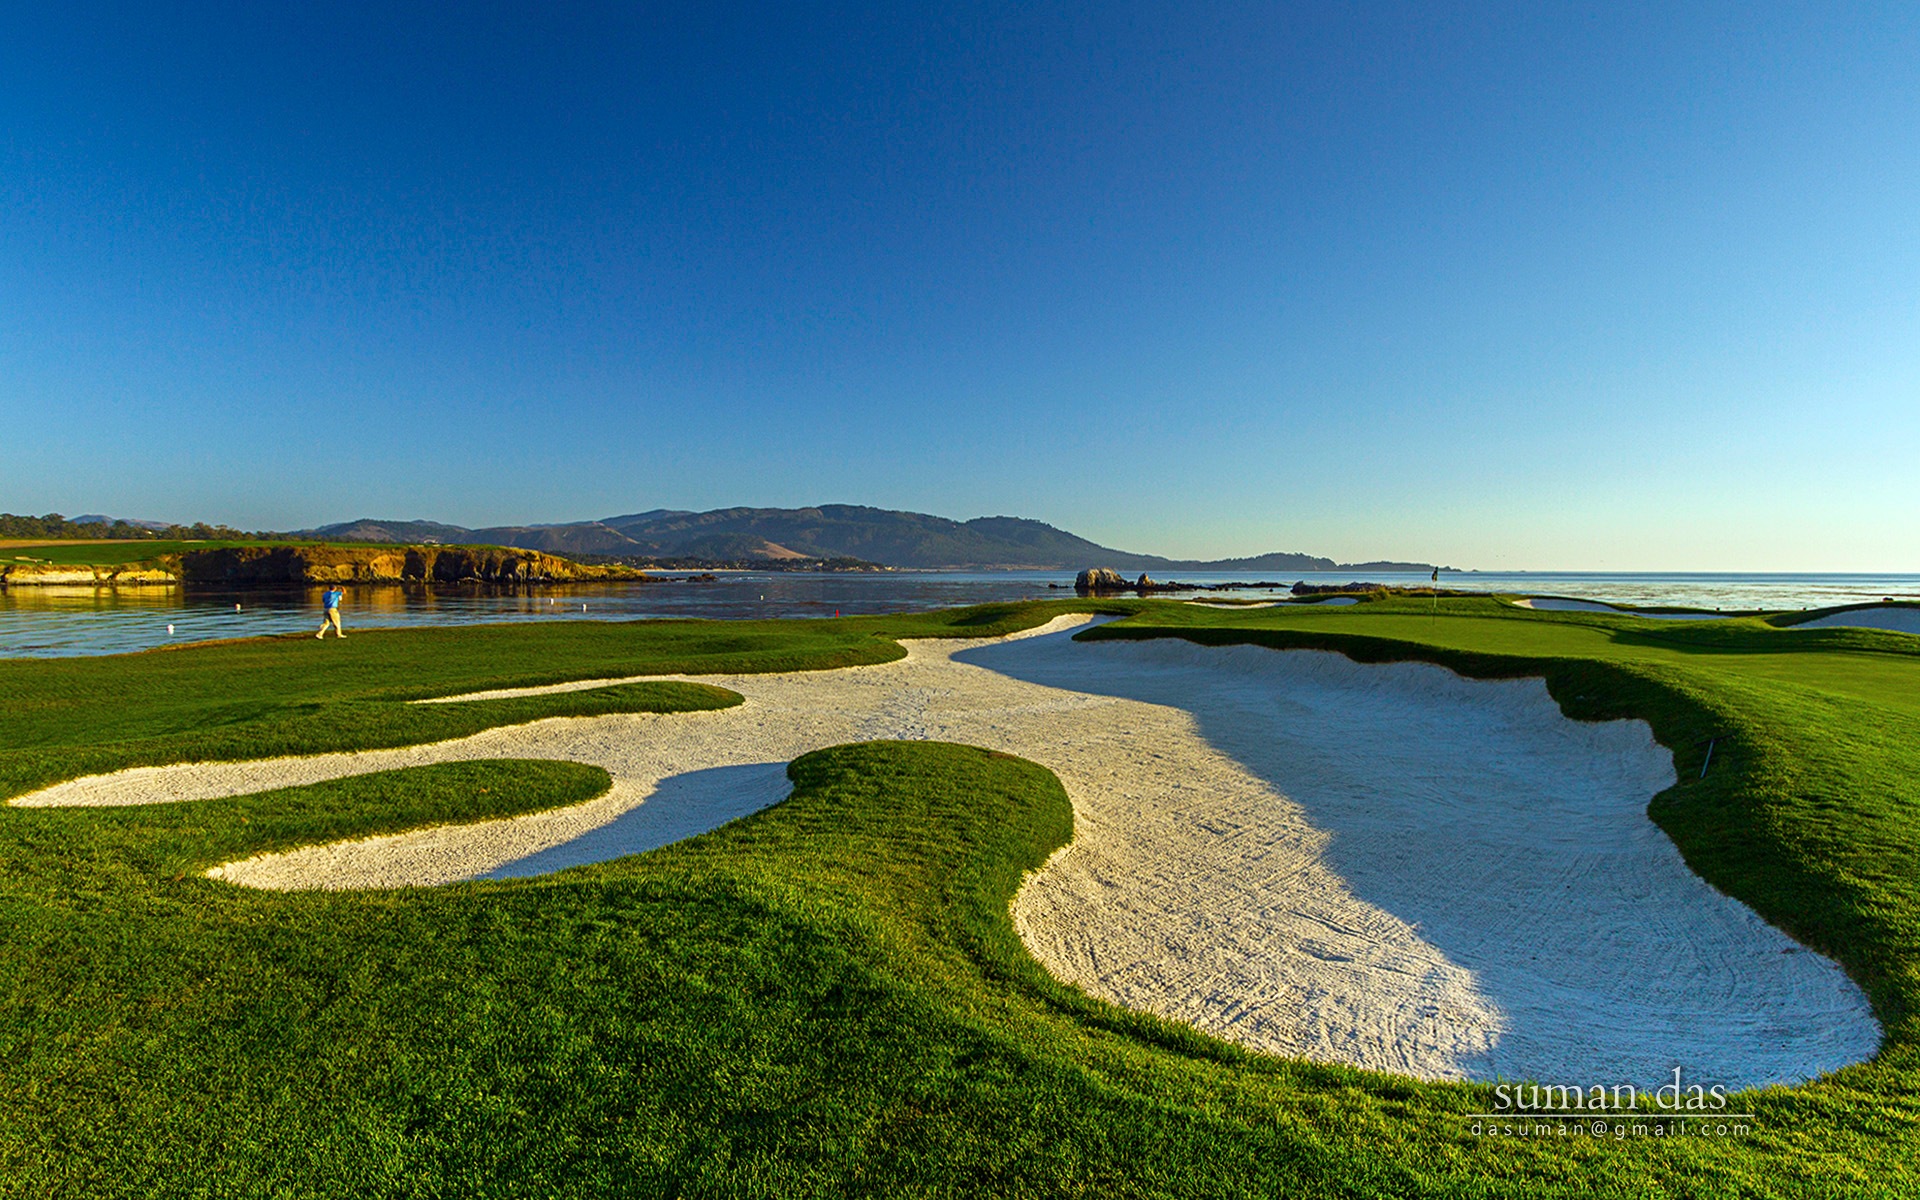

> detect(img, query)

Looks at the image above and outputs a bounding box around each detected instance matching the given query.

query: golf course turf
[2,597,1917,1197]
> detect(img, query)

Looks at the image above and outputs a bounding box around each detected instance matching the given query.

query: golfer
[316,587,346,639]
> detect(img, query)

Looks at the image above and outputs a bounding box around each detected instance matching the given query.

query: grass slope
[3,540,265,566]
[2,598,1918,1195]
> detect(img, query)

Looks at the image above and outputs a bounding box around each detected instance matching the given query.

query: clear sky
[3,3,1915,569]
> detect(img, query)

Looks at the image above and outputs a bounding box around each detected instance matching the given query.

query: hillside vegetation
[9,505,1440,572]
[310,504,1438,572]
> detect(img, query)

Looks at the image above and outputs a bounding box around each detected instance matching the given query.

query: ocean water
[2,569,1917,659]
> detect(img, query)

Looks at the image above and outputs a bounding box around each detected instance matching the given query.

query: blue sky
[3,3,1915,569]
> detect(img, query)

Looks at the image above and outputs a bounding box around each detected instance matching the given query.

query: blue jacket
[323,589,344,609]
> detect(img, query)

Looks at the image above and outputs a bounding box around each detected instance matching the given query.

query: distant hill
[71,514,173,531]
[304,505,1435,573]
[468,522,643,557]
[307,518,476,545]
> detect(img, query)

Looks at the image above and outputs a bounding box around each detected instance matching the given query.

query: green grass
[2,597,1919,1196]
[0,603,1133,801]
[3,539,279,566]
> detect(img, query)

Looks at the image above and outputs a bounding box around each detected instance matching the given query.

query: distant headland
[1,505,1441,575]
[295,505,1440,573]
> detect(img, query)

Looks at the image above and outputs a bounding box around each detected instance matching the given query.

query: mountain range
[300,505,1435,573]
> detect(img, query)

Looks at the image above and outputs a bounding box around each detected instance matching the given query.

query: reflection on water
[0,574,1074,658]
[4,570,1918,659]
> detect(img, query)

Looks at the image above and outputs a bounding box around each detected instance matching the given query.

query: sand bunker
[13,616,1876,1089]
[1790,605,1920,635]
[1515,597,1623,613]
[1182,591,1367,602]
[1184,596,1359,610]
[1514,597,1722,620]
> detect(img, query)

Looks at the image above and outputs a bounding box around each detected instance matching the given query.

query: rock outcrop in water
[1074,567,1130,594]
[1074,567,1202,595]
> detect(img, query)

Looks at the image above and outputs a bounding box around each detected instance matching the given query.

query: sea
[3,569,1918,659]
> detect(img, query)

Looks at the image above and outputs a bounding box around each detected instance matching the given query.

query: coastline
[1,543,645,589]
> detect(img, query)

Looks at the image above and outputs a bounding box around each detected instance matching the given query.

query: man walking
[316,587,346,639]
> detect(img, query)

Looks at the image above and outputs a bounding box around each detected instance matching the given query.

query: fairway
[3,597,1918,1196]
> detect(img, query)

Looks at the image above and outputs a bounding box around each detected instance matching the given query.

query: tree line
[0,513,264,541]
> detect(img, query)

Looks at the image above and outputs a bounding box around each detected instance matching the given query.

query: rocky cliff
[1,544,644,587]
[0,562,176,586]
[178,545,645,585]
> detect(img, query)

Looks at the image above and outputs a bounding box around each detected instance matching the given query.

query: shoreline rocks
[1070,569,1451,599]
[0,563,177,587]
[1,544,645,588]
[1073,567,1208,595]
[1074,567,1130,594]
[180,545,646,586]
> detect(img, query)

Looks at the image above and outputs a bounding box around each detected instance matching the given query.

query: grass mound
[0,675,740,801]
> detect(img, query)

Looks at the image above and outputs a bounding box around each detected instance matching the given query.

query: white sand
[1514,597,1723,620]
[12,615,1876,1089]
[1185,596,1360,610]
[1515,597,1620,613]
[1789,605,1920,635]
